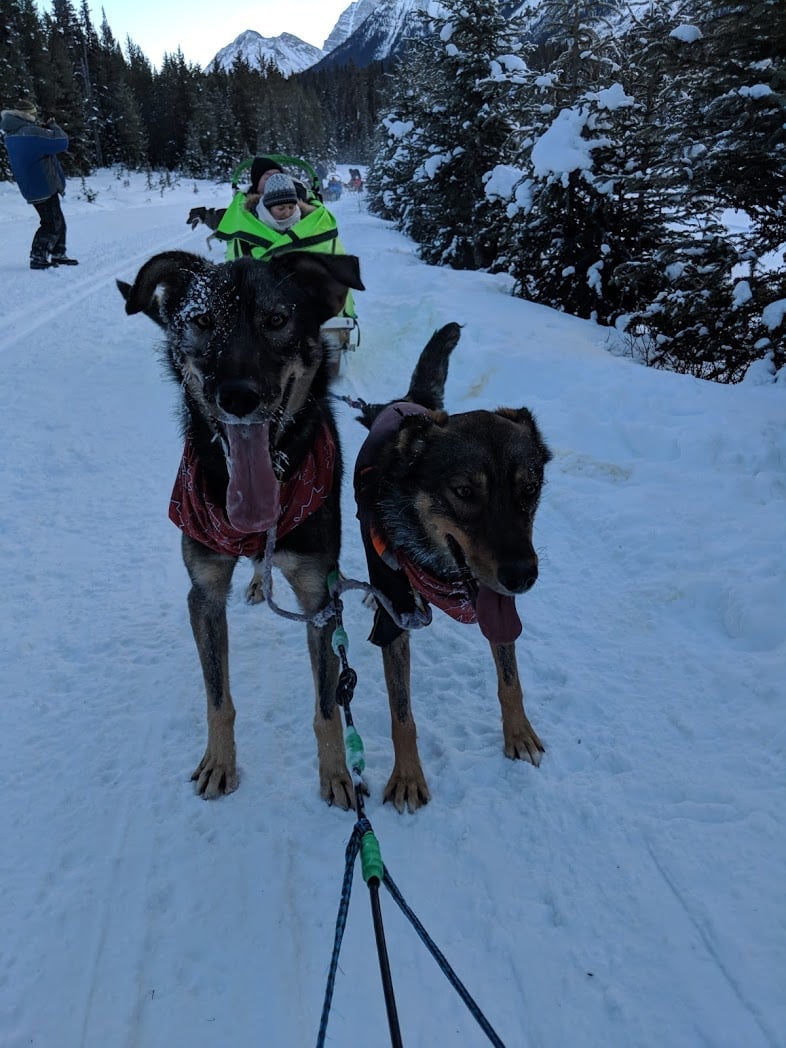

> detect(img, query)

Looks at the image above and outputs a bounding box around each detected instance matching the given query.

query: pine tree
[42,1,88,171]
[148,49,199,169]
[0,0,50,179]
[413,0,528,268]
[491,0,648,321]
[95,16,147,168]
[365,51,430,222]
[620,0,786,380]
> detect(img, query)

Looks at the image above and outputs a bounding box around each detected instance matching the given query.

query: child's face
[269,202,297,220]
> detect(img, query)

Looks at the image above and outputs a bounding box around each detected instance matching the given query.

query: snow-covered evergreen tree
[491,1,646,322]
[620,0,786,380]
[365,36,432,224]
[368,0,526,269]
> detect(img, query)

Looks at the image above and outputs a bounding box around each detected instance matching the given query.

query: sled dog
[118,249,364,805]
[354,323,552,811]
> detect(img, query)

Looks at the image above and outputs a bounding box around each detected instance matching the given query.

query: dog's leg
[278,555,354,809]
[382,632,430,813]
[245,560,265,605]
[183,536,240,798]
[490,641,544,765]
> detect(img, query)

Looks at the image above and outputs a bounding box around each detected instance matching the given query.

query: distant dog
[118,249,364,804]
[186,206,224,251]
[354,324,552,811]
[186,205,224,231]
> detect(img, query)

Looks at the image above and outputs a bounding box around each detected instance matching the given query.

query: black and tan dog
[118,249,364,805]
[355,324,552,811]
[186,205,225,232]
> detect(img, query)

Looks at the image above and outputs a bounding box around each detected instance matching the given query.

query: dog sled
[323,175,344,203]
[190,155,360,376]
[229,154,324,201]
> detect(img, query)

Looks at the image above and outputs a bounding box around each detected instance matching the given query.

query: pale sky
[35,0,351,69]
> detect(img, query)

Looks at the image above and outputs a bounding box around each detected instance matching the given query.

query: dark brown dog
[118,249,364,805]
[354,324,551,811]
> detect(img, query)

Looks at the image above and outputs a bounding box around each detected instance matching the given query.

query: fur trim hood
[1,109,37,132]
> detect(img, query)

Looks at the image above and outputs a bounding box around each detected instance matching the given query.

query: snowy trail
[0,172,783,1048]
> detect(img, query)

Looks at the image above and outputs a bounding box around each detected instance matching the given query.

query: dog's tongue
[475,584,522,644]
[225,423,280,533]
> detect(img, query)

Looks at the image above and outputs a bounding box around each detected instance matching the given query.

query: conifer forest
[3,0,784,381]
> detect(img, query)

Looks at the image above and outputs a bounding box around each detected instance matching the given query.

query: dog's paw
[320,766,358,810]
[503,719,545,766]
[245,570,266,605]
[191,750,239,798]
[383,764,431,814]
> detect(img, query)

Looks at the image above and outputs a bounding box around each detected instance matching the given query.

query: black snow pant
[30,193,67,263]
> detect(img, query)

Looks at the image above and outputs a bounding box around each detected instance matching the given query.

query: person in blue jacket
[0,99,78,269]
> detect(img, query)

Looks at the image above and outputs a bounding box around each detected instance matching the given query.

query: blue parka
[0,110,67,203]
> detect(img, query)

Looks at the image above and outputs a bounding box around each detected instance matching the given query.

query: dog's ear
[394,411,447,463]
[271,252,365,323]
[496,407,553,464]
[119,251,213,327]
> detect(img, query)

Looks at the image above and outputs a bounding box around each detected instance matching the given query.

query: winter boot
[51,256,79,266]
[30,258,52,270]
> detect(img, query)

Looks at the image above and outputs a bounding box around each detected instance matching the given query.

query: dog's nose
[498,557,538,594]
[217,379,262,419]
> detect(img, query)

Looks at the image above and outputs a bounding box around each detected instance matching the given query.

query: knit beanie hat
[15,99,38,117]
[249,156,283,189]
[262,173,298,209]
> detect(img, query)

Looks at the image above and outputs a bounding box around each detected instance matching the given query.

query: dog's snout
[217,379,262,419]
[498,556,539,594]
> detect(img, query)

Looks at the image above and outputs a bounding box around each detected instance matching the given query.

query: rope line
[381,868,506,1048]
[315,581,508,1048]
[315,820,367,1048]
[256,527,431,632]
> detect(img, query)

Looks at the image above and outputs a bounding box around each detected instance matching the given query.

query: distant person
[0,99,78,270]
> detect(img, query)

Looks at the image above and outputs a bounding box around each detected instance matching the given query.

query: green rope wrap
[344,725,365,775]
[360,830,383,885]
[331,626,349,657]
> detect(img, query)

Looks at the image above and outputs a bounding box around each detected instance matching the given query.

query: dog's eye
[190,313,212,330]
[265,310,290,331]
[452,484,474,501]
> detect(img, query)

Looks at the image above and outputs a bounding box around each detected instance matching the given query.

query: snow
[590,82,635,111]
[739,84,774,99]
[484,164,524,201]
[531,107,607,179]
[383,116,414,140]
[489,54,529,83]
[732,280,753,309]
[669,25,703,44]
[422,151,454,179]
[1,166,785,1048]
[763,297,786,331]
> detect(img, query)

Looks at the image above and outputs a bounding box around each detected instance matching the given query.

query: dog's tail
[355,322,461,428]
[405,322,461,411]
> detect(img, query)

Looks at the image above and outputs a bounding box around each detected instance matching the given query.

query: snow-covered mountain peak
[205,30,324,77]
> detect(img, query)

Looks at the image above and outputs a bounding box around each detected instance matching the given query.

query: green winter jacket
[214,192,355,316]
